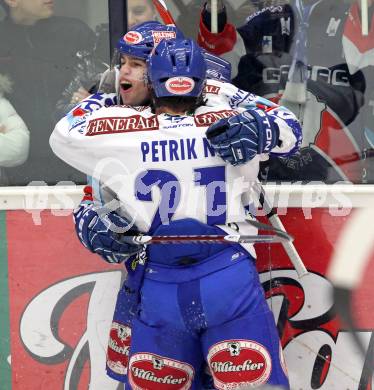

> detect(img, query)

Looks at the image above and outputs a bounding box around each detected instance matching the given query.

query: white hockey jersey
[64,78,299,144]
[51,101,298,233]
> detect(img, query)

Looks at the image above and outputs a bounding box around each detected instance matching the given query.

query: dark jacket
[0,15,95,184]
[233,1,366,182]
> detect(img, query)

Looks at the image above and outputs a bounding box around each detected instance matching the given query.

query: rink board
[0,185,373,389]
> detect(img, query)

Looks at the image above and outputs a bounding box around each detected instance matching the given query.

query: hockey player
[63,20,301,386]
[61,20,228,126]
[54,0,159,119]
[51,37,301,389]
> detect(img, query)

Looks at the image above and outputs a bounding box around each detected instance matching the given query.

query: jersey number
[135,166,227,232]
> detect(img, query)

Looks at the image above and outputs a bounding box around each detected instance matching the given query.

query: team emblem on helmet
[124,31,143,45]
[152,30,177,45]
[165,77,195,95]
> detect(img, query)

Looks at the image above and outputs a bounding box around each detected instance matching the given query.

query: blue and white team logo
[164,115,185,124]
[163,114,193,129]
[262,36,273,54]
[67,106,89,132]
[229,90,257,109]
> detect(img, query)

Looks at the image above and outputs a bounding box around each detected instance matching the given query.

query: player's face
[127,0,157,28]
[119,55,150,106]
[7,0,54,24]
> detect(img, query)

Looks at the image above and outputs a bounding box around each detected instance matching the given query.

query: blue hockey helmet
[117,20,184,60]
[147,38,207,98]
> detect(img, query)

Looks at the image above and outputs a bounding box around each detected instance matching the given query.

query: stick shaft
[361,0,369,35]
[268,214,309,278]
[255,181,309,278]
[151,0,176,25]
[210,0,218,33]
[131,234,290,245]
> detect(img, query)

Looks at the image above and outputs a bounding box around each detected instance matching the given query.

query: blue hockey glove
[206,108,280,165]
[73,203,141,263]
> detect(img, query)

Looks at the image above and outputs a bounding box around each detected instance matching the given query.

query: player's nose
[120,63,131,76]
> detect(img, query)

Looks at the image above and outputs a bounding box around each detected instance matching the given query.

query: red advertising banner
[2,209,374,389]
[6,210,123,390]
[256,209,374,390]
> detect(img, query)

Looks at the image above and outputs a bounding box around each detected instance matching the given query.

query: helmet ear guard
[147,38,207,98]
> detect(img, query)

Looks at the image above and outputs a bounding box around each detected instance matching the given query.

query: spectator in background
[198,0,367,183]
[175,0,259,41]
[343,0,374,183]
[0,73,29,185]
[0,0,95,185]
[127,0,157,27]
[196,0,246,78]
[55,0,158,119]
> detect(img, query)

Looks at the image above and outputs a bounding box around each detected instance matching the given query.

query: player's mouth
[120,81,133,92]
